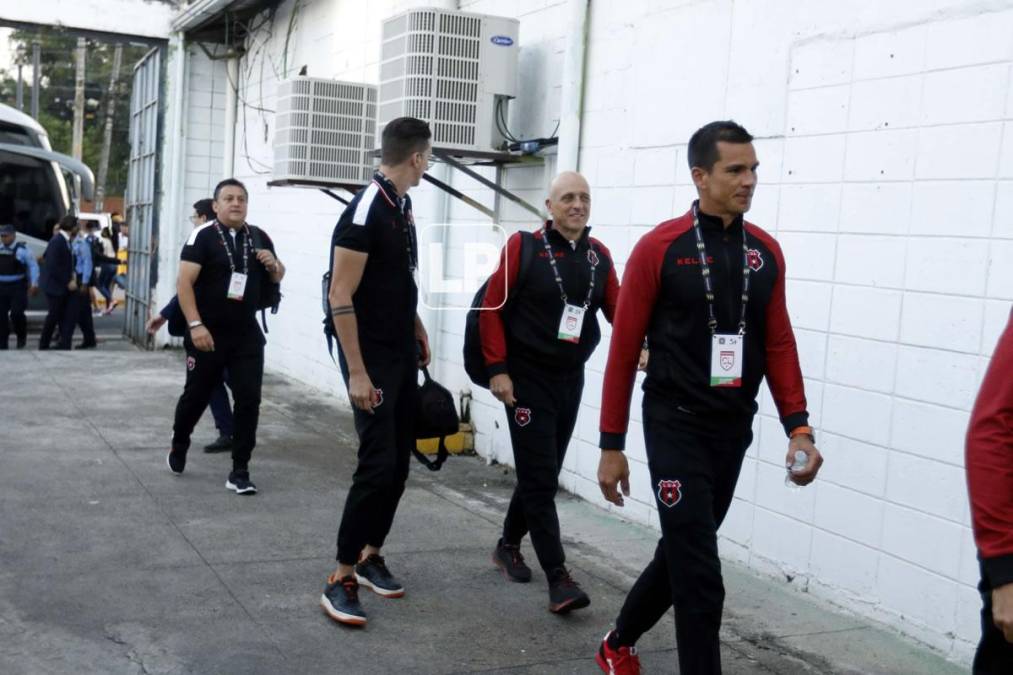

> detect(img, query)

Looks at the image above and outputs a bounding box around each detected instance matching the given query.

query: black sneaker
[225,470,257,495]
[355,554,404,598]
[166,447,186,475]
[492,538,532,583]
[204,434,233,453]
[547,566,590,614]
[320,574,367,627]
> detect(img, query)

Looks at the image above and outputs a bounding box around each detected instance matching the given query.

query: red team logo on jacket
[746,248,764,271]
[373,388,384,407]
[657,479,682,507]
[587,249,599,267]
[186,356,196,372]
[514,407,532,427]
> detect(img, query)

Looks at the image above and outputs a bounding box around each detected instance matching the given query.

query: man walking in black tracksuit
[594,121,824,674]
[168,179,286,495]
[320,117,432,628]
[480,171,619,613]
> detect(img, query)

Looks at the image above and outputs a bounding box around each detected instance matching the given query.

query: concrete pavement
[0,344,967,674]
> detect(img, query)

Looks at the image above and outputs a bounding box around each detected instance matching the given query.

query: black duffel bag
[413,366,460,471]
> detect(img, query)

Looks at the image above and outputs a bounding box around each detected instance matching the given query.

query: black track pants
[974,559,1013,674]
[336,354,417,566]
[501,362,584,573]
[614,395,752,675]
[171,328,264,472]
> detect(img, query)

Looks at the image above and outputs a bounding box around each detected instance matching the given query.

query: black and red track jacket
[481,222,620,375]
[967,310,1013,587]
[600,207,809,450]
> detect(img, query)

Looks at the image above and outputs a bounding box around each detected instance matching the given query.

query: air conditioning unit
[378,7,519,152]
[273,77,377,185]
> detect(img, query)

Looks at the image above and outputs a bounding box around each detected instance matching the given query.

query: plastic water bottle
[784,450,808,488]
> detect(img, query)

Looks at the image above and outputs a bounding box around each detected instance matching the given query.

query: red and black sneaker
[547,566,590,614]
[596,631,640,674]
[320,574,367,627]
[492,538,532,583]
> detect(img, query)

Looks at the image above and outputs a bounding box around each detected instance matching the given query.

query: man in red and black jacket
[481,171,620,614]
[594,121,824,675]
[966,310,1013,674]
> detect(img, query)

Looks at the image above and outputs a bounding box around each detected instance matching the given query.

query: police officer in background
[320,117,431,628]
[595,121,824,674]
[72,224,96,349]
[0,224,40,349]
[167,179,285,495]
[480,171,619,614]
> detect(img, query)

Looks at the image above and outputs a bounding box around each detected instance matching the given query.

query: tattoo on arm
[331,305,355,317]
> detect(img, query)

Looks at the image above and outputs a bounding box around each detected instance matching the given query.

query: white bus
[0,102,95,260]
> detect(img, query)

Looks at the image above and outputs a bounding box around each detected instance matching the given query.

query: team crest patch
[587,249,599,266]
[373,388,384,407]
[514,407,532,427]
[657,479,682,507]
[746,248,764,271]
[186,356,196,372]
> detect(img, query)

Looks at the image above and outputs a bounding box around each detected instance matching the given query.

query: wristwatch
[188,320,203,329]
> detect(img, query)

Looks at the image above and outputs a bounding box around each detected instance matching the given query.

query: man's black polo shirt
[330,172,418,360]
[180,220,276,336]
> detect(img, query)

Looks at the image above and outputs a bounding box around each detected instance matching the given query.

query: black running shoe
[225,470,257,495]
[355,554,404,598]
[547,566,590,614]
[204,434,233,453]
[320,574,367,627]
[166,447,186,475]
[492,538,532,583]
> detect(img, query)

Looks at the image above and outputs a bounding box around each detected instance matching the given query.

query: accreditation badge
[227,272,248,301]
[557,304,586,343]
[710,334,743,387]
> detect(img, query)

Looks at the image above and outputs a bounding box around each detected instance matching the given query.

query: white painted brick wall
[157,0,1013,665]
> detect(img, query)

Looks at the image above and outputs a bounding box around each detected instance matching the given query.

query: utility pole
[72,37,86,161]
[30,42,40,120]
[94,43,123,213]
[16,64,23,110]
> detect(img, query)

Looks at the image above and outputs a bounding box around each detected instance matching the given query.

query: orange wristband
[790,426,814,440]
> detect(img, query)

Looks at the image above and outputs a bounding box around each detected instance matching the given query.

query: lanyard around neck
[214,222,250,273]
[690,201,751,335]
[540,229,596,309]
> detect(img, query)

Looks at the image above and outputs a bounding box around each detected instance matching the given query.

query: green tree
[0,29,149,199]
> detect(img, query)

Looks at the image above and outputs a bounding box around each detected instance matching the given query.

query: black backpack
[462,231,535,388]
[412,367,461,471]
[249,226,281,332]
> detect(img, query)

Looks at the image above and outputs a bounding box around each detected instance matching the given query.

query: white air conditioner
[273,77,377,185]
[378,7,519,152]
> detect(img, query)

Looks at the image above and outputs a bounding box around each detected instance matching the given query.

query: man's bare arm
[328,246,374,411]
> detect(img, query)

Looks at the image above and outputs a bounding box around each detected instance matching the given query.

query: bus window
[0,150,66,241]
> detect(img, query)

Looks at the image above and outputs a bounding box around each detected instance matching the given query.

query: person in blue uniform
[0,223,40,349]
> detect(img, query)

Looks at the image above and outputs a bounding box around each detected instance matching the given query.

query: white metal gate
[124,47,163,345]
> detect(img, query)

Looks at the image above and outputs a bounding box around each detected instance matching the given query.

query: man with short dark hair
[0,223,39,349]
[39,215,83,350]
[148,197,235,452]
[167,179,285,495]
[594,121,824,674]
[320,117,432,628]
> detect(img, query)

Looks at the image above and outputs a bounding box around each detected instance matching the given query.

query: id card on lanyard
[541,231,597,344]
[215,223,251,302]
[689,202,752,388]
